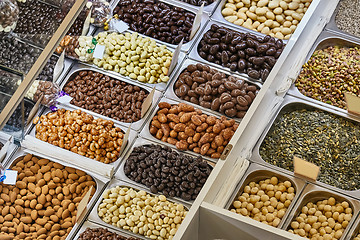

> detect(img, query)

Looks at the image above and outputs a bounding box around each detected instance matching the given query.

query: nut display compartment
[343,211,360,240]
[164,58,261,120]
[81,30,186,92]
[111,0,210,53]
[0,91,44,141]
[87,178,190,240]
[282,184,360,240]
[140,97,238,160]
[114,137,215,206]
[0,132,18,166]
[2,147,106,240]
[252,94,360,198]
[29,107,137,171]
[325,0,360,41]
[73,220,146,240]
[211,0,316,41]
[224,162,306,229]
[188,19,283,83]
[57,64,163,132]
[165,0,220,15]
[287,30,360,115]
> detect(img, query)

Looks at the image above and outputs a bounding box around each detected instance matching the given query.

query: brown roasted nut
[158,102,171,109]
[180,113,192,123]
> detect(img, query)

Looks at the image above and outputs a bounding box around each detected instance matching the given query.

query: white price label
[3,170,18,185]
[93,44,106,59]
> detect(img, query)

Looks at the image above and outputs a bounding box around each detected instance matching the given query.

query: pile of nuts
[0,0,19,32]
[75,36,96,62]
[15,0,62,46]
[150,102,238,158]
[174,63,259,118]
[93,32,172,84]
[78,227,140,240]
[355,233,360,240]
[296,45,360,110]
[230,176,295,227]
[33,109,125,164]
[198,24,284,82]
[114,0,195,44]
[56,35,80,59]
[288,197,353,239]
[221,0,312,40]
[124,144,212,201]
[63,70,149,123]
[179,0,215,6]
[0,34,41,74]
[98,186,187,240]
[0,154,96,239]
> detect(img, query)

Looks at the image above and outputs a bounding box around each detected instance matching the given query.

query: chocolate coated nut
[174,63,258,118]
[114,0,195,44]
[177,0,215,6]
[79,227,139,240]
[15,0,63,46]
[124,144,212,201]
[63,70,149,123]
[198,24,284,82]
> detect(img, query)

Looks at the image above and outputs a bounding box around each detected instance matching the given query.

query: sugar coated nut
[98,187,187,239]
[35,109,125,164]
[231,175,294,227]
[221,0,313,39]
[89,32,172,84]
[150,102,238,158]
[0,153,96,239]
[288,197,352,239]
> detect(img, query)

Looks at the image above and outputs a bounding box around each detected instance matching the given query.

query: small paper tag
[189,3,204,40]
[168,39,183,76]
[119,126,130,155]
[82,10,91,36]
[141,88,155,118]
[75,185,93,222]
[57,95,73,104]
[293,156,320,181]
[26,95,43,126]
[93,44,105,59]
[344,92,360,116]
[0,141,10,163]
[3,170,18,185]
[53,50,65,82]
[111,19,129,33]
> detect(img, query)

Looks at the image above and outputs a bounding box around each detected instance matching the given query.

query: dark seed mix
[335,0,360,38]
[124,144,213,201]
[296,46,360,110]
[260,108,360,191]
[78,227,140,240]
